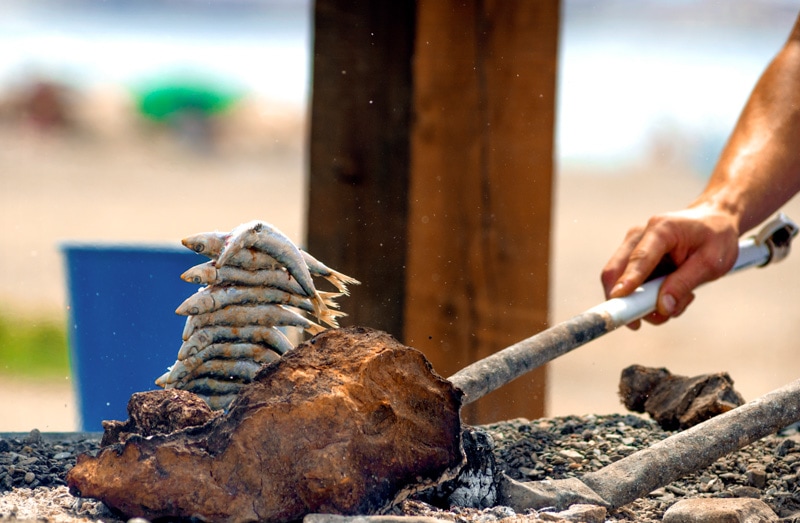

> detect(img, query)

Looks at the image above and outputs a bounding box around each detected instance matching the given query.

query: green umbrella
[134,81,241,122]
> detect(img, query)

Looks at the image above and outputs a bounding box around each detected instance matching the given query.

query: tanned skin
[601,13,800,329]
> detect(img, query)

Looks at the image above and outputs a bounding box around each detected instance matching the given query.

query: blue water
[0,0,797,167]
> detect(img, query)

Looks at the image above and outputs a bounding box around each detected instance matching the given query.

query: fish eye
[192,276,202,284]
[194,244,205,253]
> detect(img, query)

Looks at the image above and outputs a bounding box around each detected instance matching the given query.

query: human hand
[601,206,740,329]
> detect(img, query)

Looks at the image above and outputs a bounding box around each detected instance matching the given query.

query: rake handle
[448,215,796,405]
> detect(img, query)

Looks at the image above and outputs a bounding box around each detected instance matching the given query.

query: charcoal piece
[100,389,220,447]
[619,364,745,430]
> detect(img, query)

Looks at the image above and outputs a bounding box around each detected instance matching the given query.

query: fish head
[181,232,228,258]
[181,262,217,285]
[182,234,210,254]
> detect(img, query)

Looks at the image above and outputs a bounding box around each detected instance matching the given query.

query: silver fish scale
[156,220,360,411]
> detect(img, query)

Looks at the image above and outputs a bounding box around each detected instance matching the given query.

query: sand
[2,91,800,432]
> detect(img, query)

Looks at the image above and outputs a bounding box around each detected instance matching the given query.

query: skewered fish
[156,342,281,387]
[157,220,360,411]
[182,304,326,341]
[175,285,343,321]
[177,325,294,360]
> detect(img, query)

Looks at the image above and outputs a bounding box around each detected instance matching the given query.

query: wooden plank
[306,0,416,338]
[406,0,559,424]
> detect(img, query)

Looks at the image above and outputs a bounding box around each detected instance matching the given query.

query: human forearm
[692,16,800,235]
[601,14,800,325]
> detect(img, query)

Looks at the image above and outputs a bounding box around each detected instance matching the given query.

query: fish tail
[321,275,349,295]
[304,319,327,336]
[319,309,348,328]
[321,271,360,295]
[312,292,346,328]
[329,269,361,287]
[318,291,344,309]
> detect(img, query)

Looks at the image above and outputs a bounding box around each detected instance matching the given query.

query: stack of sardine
[155,219,360,410]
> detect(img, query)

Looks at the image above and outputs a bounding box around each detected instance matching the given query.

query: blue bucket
[61,243,205,431]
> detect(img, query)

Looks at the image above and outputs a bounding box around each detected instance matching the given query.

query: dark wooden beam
[306,0,416,338]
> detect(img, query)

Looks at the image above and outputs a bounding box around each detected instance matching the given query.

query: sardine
[182,304,325,340]
[179,377,245,396]
[181,231,228,257]
[215,220,336,325]
[181,262,303,295]
[168,358,262,384]
[182,232,282,269]
[180,261,219,285]
[217,248,282,270]
[175,285,345,327]
[177,325,294,360]
[160,342,281,385]
[181,228,359,294]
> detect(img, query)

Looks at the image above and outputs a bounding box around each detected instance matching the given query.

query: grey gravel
[0,430,99,493]
[4,415,800,522]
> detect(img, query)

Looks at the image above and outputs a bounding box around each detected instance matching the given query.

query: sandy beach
[2,93,800,432]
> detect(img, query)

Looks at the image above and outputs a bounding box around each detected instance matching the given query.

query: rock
[304,515,449,523]
[99,388,220,447]
[23,429,42,445]
[618,365,671,412]
[67,327,464,523]
[774,438,796,457]
[662,497,779,522]
[538,504,607,522]
[497,475,608,512]
[746,466,768,489]
[618,364,745,430]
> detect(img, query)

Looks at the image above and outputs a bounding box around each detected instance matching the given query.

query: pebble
[0,428,99,493]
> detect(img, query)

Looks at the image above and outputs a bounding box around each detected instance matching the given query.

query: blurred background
[1,0,799,430]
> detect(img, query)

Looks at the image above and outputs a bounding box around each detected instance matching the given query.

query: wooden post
[307,0,558,424]
[405,0,559,424]
[306,0,416,338]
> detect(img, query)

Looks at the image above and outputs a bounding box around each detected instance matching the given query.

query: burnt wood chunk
[67,327,465,523]
[619,364,745,430]
[100,389,219,447]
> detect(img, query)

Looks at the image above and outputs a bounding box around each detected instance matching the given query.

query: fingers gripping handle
[592,213,798,328]
[449,214,797,406]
